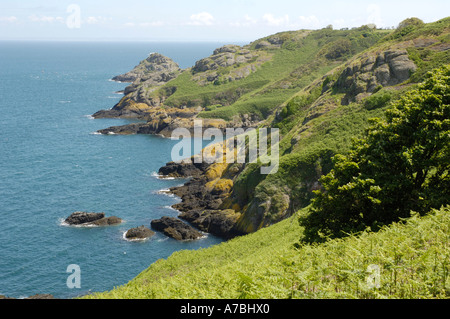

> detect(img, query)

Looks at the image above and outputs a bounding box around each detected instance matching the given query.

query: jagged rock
[89,216,123,226]
[125,226,155,240]
[179,209,243,239]
[150,217,203,241]
[94,53,180,119]
[334,49,417,104]
[191,45,264,85]
[65,212,105,225]
[64,212,122,226]
[158,160,210,178]
[112,53,180,84]
[213,44,241,55]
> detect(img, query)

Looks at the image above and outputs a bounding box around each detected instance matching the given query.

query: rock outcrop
[112,52,180,86]
[150,216,203,241]
[65,212,105,225]
[94,53,180,119]
[191,44,271,86]
[125,226,155,240]
[179,209,243,239]
[64,212,122,227]
[158,160,210,178]
[89,216,123,226]
[333,49,417,104]
[157,148,246,240]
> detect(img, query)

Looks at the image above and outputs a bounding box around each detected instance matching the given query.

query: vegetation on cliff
[301,65,450,242]
[85,205,449,299]
[88,17,450,299]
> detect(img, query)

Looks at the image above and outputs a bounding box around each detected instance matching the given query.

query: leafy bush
[364,90,392,110]
[324,39,352,60]
[398,17,425,30]
[300,66,450,242]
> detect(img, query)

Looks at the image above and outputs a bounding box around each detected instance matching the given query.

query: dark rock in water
[179,209,243,240]
[89,216,123,226]
[65,212,122,226]
[158,160,210,178]
[151,216,203,241]
[65,212,105,225]
[125,226,155,240]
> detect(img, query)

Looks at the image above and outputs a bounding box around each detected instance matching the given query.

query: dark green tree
[300,65,450,243]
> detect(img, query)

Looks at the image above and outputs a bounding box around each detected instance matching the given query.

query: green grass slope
[85,18,449,300]
[227,17,450,234]
[85,206,449,299]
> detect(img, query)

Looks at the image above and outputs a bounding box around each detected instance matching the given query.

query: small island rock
[65,212,122,226]
[151,216,203,241]
[65,212,105,225]
[125,226,155,240]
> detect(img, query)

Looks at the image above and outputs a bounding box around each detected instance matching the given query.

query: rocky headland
[89,20,449,242]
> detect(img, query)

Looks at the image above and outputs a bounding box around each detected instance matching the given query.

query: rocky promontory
[93,53,181,119]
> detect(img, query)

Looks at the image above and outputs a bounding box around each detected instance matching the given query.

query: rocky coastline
[88,47,262,241]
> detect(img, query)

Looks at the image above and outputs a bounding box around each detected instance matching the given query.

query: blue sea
[0,41,232,299]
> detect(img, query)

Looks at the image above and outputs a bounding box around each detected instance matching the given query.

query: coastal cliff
[93,17,450,240]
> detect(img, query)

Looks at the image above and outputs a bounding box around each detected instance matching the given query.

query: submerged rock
[125,226,155,240]
[65,212,122,226]
[151,216,203,241]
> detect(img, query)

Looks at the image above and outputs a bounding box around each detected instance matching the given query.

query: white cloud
[85,16,112,25]
[262,13,290,27]
[0,16,18,23]
[139,21,164,27]
[123,21,164,28]
[29,15,64,23]
[230,14,257,27]
[86,16,99,24]
[188,12,214,26]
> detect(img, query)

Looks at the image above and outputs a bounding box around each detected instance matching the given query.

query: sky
[0,0,448,42]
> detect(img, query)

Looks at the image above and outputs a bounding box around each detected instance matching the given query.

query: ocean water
[0,41,231,298]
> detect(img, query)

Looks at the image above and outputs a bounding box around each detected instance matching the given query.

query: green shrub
[300,66,450,243]
[364,91,392,110]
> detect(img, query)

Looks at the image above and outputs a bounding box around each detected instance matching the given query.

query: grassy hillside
[84,205,449,299]
[87,18,449,299]
[223,17,450,235]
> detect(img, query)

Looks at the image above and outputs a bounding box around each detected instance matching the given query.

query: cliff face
[93,18,450,240]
